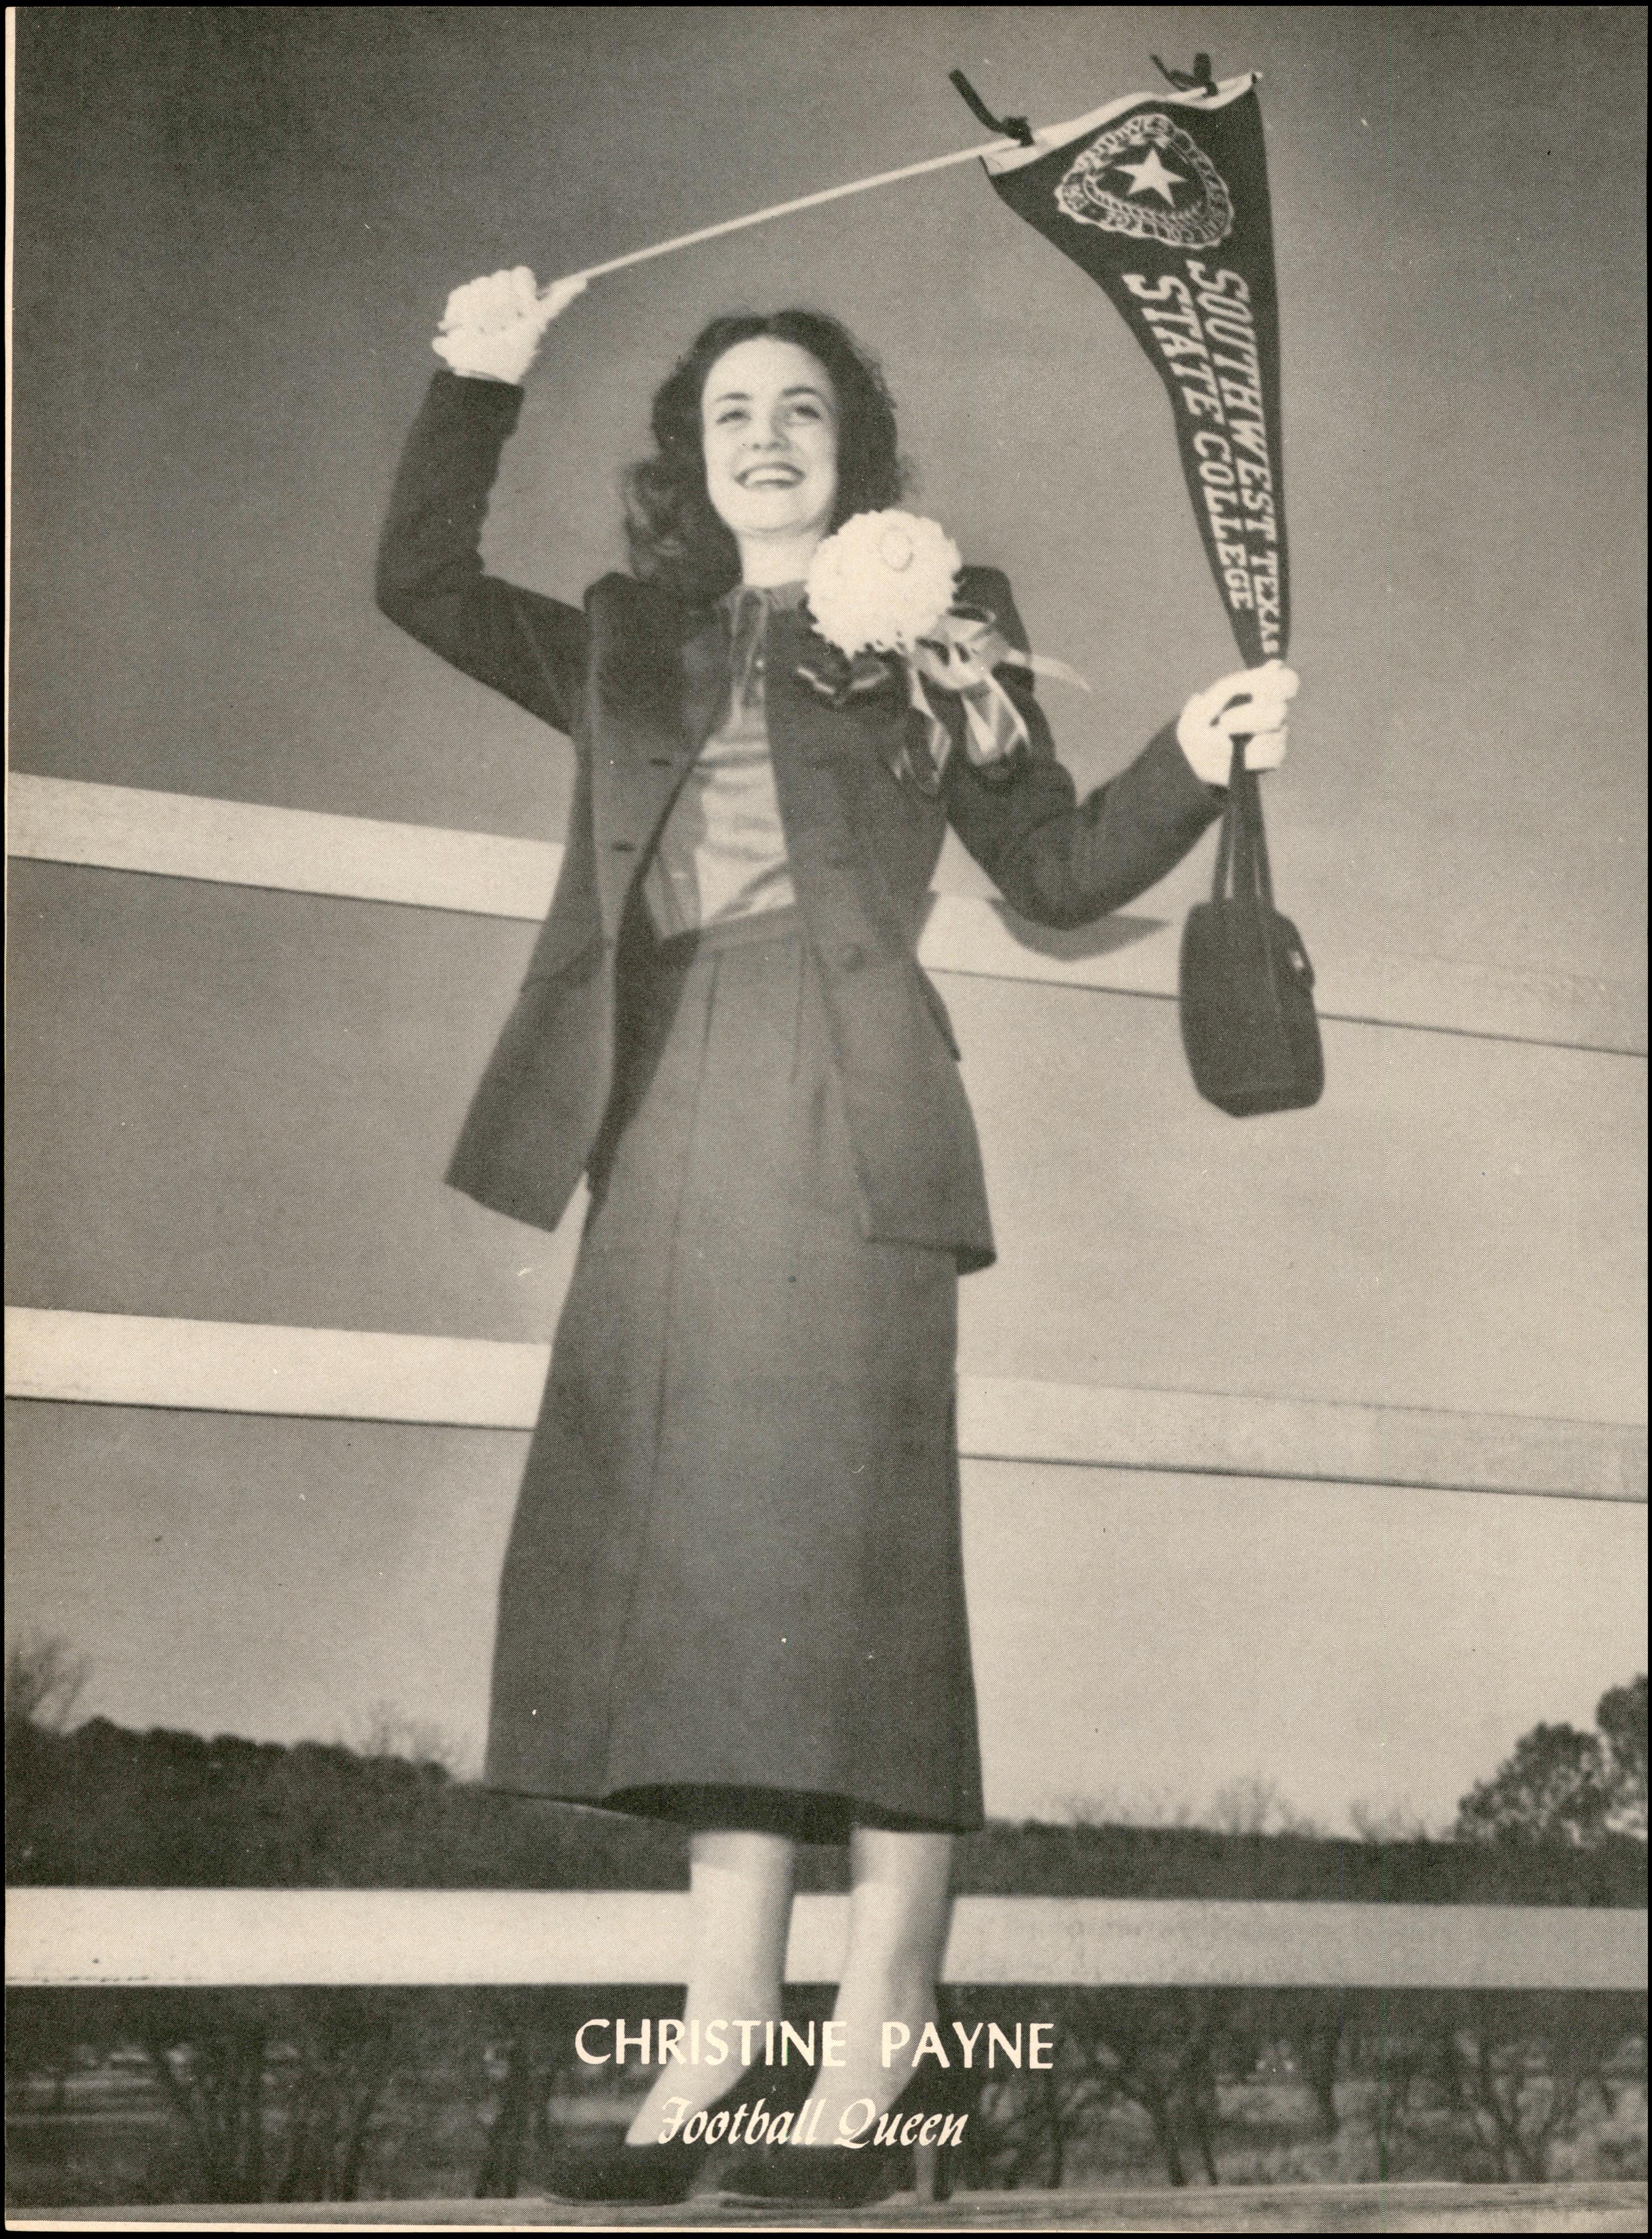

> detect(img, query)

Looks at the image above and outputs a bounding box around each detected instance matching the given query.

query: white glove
[432,266,588,385]
[1176,658,1299,786]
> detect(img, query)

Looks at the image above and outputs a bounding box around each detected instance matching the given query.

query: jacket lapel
[679,603,732,762]
[586,577,729,934]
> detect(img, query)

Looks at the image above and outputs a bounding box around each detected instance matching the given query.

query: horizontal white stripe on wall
[6,1889,1645,1991]
[6,1309,1644,1501]
[11,776,1646,1055]
[9,772,560,920]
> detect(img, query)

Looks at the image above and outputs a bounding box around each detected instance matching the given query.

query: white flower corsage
[807,510,963,655]
[802,510,1087,784]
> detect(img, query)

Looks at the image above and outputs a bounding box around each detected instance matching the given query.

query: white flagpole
[543,71,1257,293]
[550,132,1024,292]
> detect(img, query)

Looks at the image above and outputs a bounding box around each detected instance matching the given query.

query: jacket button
[837,943,866,971]
[807,749,834,769]
[825,846,851,869]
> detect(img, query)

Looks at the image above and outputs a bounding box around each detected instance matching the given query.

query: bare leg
[625,1828,795,2143]
[796,1826,953,2144]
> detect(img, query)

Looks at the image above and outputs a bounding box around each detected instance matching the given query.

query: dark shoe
[547,2050,815,2205]
[718,2057,975,2207]
[542,2138,706,2205]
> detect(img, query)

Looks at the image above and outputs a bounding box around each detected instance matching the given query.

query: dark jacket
[376,369,1223,1272]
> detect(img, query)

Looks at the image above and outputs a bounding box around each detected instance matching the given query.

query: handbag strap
[1211,737,1277,911]
[1211,739,1240,901]
[1236,756,1276,911]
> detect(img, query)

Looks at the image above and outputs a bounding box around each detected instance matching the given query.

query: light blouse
[640,581,804,938]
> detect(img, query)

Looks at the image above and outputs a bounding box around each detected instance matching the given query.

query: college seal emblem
[1055,112,1235,249]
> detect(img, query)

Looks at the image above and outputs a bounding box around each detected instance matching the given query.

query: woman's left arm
[943,568,1290,930]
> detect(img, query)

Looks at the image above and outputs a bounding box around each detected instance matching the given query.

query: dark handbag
[1178,742,1325,1116]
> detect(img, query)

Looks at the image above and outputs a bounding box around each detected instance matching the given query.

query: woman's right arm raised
[374,268,591,736]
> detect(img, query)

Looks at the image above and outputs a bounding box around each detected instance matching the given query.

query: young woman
[376,268,1295,2204]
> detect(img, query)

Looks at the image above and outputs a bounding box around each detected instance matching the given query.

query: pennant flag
[982,73,1288,664]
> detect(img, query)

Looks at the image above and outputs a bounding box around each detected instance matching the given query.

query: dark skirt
[484,902,984,1841]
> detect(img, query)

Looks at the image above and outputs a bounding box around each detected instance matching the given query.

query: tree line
[8,1708,1645,1900]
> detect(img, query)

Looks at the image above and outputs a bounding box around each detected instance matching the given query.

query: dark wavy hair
[623,310,907,608]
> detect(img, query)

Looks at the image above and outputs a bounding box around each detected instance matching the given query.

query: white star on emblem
[1111,147,1185,204]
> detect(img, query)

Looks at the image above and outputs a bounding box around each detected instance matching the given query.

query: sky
[7,6,1646,1838]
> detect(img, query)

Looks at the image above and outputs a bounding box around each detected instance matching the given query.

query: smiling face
[700,336,840,559]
